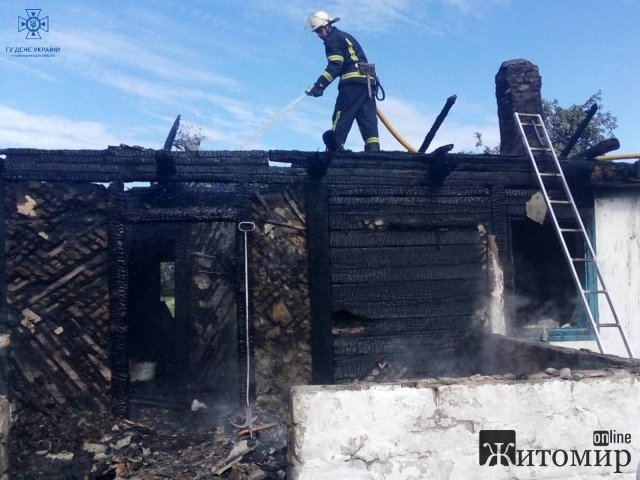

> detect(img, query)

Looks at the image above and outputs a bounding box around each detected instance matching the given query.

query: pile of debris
[10,405,288,480]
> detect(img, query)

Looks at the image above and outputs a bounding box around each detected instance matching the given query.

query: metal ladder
[514,112,634,358]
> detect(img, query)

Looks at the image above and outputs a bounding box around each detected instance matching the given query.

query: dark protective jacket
[315,27,369,90]
[313,26,380,151]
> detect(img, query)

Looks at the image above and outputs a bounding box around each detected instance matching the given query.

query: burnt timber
[3,148,640,394]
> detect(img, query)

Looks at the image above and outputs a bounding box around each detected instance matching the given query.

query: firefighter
[305,11,380,152]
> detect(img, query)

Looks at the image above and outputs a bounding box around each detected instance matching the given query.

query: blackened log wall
[288,151,603,382]
[1,147,629,392]
[320,154,490,381]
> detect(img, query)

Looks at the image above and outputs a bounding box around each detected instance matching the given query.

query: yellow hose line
[594,153,640,161]
[376,108,417,153]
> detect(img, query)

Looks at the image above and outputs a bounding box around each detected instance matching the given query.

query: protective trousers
[331,83,380,151]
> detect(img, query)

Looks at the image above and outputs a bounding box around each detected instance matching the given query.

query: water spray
[237,89,310,150]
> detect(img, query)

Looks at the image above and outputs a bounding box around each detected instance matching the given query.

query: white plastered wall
[289,371,640,479]
[550,189,640,357]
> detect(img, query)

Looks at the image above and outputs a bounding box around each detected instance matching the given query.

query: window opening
[510,218,595,341]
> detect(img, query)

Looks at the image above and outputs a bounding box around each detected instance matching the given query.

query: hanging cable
[231,221,256,437]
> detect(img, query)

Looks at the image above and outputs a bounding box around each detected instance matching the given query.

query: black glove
[307,83,324,97]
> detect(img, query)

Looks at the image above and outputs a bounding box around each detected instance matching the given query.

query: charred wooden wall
[3,181,112,459]
[306,154,493,383]
[250,187,311,411]
[294,151,605,383]
[1,148,636,410]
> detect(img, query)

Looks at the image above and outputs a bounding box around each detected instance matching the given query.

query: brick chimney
[495,59,543,155]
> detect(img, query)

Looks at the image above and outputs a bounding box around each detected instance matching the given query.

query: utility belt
[356,62,385,101]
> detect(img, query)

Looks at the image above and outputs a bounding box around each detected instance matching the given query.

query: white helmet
[306,11,340,32]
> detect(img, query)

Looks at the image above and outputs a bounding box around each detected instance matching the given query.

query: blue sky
[1,0,639,154]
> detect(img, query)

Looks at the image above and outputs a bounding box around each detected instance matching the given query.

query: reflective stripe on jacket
[316,27,369,89]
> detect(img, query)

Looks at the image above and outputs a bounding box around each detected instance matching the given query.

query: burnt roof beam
[418,95,457,154]
[559,103,598,158]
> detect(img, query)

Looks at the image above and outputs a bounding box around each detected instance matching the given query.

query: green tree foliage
[473,132,500,155]
[542,91,617,156]
[160,261,175,297]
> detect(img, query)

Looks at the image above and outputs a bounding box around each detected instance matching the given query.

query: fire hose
[376,108,417,153]
[360,63,417,153]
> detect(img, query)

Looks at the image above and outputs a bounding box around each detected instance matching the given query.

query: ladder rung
[560,228,582,232]
[540,173,561,177]
[583,289,607,294]
[530,147,551,151]
[550,200,571,204]
[599,323,621,328]
[571,258,593,262]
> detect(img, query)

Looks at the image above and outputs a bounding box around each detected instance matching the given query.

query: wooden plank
[331,245,485,269]
[330,203,488,216]
[333,332,466,356]
[454,161,532,173]
[330,212,488,230]
[323,156,432,171]
[441,171,536,186]
[1,148,270,166]
[329,185,490,197]
[333,291,480,313]
[1,170,308,184]
[124,207,237,223]
[325,175,430,187]
[329,195,490,207]
[332,315,471,336]
[333,300,477,319]
[332,263,484,284]
[332,278,483,304]
[330,228,483,248]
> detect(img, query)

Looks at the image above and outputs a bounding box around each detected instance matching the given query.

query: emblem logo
[479,430,517,466]
[18,9,49,39]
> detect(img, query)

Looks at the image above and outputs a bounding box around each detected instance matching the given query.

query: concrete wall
[290,370,640,479]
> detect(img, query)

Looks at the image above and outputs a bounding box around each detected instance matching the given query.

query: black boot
[322,130,345,152]
[364,142,380,152]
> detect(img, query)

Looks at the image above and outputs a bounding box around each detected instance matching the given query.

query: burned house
[1,59,639,478]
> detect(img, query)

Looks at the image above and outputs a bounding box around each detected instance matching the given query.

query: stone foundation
[290,369,640,479]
